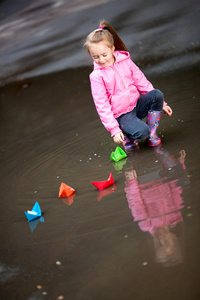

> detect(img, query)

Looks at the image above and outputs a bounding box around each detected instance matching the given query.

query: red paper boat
[91,173,115,190]
[59,182,75,198]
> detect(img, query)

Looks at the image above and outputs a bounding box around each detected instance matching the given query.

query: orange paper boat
[59,182,75,198]
[91,173,115,190]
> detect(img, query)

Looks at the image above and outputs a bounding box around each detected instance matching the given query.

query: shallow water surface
[0,66,200,299]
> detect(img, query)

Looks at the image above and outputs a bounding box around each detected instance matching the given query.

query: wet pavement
[0,0,200,84]
[0,0,200,299]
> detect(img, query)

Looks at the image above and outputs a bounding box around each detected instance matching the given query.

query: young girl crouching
[84,20,172,151]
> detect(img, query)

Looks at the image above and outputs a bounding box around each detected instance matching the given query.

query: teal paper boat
[24,202,42,222]
[110,146,127,162]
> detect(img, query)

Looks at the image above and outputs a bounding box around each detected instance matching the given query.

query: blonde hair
[84,20,128,52]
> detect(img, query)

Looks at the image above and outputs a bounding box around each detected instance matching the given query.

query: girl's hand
[163,105,173,116]
[113,131,124,144]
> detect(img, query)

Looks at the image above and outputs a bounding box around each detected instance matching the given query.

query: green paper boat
[110,146,127,162]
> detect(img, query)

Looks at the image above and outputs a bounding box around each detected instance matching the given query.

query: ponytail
[84,19,128,52]
[99,20,128,51]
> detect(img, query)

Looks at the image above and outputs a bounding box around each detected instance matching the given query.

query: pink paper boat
[91,173,115,190]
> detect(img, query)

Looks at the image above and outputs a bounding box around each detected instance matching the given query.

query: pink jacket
[90,51,154,137]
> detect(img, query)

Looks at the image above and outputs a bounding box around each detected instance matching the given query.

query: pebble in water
[22,83,29,88]
[36,285,42,289]
[42,291,48,295]
[187,213,193,217]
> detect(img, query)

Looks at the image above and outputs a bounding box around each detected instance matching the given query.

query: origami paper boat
[59,182,75,198]
[24,202,42,222]
[91,173,115,190]
[110,146,127,162]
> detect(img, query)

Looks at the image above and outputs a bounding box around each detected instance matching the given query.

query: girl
[84,20,172,151]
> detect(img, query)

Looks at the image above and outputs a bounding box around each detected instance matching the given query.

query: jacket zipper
[111,64,126,89]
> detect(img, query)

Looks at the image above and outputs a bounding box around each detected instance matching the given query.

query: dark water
[0,0,200,299]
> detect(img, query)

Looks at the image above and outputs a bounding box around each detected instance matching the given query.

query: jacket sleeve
[128,59,167,106]
[90,73,121,137]
[128,59,154,94]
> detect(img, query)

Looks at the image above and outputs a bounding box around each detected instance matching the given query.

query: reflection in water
[0,263,20,283]
[62,194,75,206]
[96,184,116,202]
[112,158,127,171]
[124,147,189,267]
[28,216,45,233]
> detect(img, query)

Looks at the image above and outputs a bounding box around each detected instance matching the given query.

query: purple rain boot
[146,110,162,147]
[123,135,139,152]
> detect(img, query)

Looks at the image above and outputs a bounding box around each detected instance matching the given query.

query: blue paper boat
[24,202,42,222]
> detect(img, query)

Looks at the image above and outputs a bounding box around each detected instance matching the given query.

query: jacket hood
[93,51,130,70]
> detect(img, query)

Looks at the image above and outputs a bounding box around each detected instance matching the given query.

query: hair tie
[94,26,104,32]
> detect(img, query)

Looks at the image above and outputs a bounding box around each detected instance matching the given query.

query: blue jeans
[116,89,164,140]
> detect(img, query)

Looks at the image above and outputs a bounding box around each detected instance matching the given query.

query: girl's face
[89,41,115,68]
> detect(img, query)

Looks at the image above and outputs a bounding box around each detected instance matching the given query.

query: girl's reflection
[124,147,189,267]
